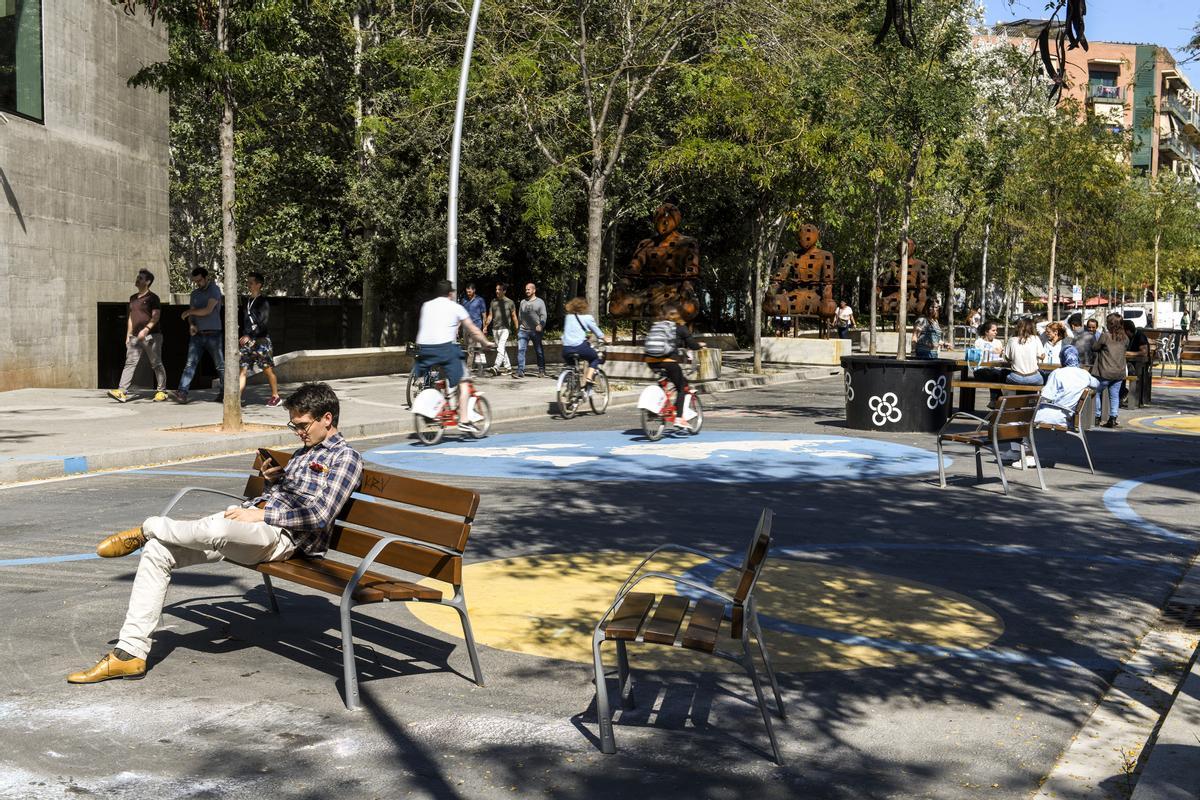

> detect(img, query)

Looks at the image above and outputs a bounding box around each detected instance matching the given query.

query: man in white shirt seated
[1034,346,1099,427]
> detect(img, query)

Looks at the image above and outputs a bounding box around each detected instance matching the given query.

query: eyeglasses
[287,418,317,435]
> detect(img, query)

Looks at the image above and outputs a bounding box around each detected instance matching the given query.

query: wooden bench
[591,509,786,764]
[953,376,1130,416]
[158,449,485,710]
[936,393,1045,496]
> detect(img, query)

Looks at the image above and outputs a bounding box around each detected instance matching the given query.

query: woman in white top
[1041,322,1066,367]
[972,320,1004,361]
[1004,317,1045,387]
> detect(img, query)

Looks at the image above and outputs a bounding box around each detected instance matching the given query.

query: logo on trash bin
[844,372,855,402]
[924,376,949,410]
[867,392,902,426]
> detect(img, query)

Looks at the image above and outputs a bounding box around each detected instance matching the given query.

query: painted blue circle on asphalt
[363,431,941,483]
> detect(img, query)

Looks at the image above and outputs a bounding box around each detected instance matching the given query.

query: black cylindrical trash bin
[840,355,957,433]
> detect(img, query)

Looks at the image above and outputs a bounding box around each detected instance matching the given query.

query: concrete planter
[760,336,849,366]
[840,355,956,433]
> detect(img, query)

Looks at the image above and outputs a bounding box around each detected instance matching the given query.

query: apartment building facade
[985,20,1200,183]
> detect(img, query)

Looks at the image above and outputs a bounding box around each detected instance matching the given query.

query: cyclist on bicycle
[415,280,491,430]
[562,297,608,392]
[644,302,705,425]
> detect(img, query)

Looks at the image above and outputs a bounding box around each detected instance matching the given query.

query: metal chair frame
[590,509,786,764]
[936,394,1046,496]
[1033,386,1096,474]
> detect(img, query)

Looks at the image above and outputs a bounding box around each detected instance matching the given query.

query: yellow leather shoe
[66,651,146,683]
[96,527,147,558]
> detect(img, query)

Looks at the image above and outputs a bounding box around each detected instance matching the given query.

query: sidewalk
[0,365,838,484]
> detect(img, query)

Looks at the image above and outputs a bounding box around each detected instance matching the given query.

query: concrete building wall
[0,0,168,390]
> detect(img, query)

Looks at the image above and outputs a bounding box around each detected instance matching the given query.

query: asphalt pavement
[0,377,1198,799]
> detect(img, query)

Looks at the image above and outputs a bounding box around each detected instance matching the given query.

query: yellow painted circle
[408,552,1004,672]
[1131,415,1200,435]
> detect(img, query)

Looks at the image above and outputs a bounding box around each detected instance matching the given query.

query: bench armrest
[337,523,460,558]
[938,411,988,436]
[595,570,736,632]
[160,486,250,518]
[614,544,741,598]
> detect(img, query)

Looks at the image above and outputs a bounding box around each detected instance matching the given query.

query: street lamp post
[446,0,484,288]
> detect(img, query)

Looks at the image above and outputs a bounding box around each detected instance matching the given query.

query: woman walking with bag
[1092,312,1129,428]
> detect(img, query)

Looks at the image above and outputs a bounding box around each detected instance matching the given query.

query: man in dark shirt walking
[68,382,364,683]
[108,269,167,403]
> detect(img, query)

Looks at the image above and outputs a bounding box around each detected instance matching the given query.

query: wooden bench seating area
[936,394,1046,496]
[157,449,485,710]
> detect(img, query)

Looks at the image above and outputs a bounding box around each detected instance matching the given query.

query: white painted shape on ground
[526,455,602,467]
[376,442,585,458]
[609,438,875,462]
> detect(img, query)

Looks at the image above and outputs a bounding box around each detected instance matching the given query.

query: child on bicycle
[644,302,705,424]
[562,297,608,391]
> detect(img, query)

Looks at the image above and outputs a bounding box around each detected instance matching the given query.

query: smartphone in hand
[257,448,277,473]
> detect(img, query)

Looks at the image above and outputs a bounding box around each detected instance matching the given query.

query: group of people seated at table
[966,312,1149,450]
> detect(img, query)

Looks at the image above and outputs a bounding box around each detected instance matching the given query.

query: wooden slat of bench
[359,469,480,520]
[606,592,655,640]
[682,599,725,653]
[603,351,647,363]
[951,381,1041,390]
[257,557,443,603]
[340,497,470,551]
[642,595,690,644]
[329,525,462,584]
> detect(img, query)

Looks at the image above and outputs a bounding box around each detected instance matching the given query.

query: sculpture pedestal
[760,337,848,366]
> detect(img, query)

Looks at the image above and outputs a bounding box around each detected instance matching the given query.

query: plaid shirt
[248,432,363,557]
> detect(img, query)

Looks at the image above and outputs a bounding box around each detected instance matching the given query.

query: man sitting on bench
[68,382,364,684]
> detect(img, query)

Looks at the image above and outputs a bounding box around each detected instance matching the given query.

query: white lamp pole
[446,0,484,287]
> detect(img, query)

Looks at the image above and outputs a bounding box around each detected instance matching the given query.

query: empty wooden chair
[936,393,1045,496]
[591,509,786,763]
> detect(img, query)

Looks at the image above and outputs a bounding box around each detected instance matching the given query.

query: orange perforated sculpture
[764,223,837,335]
[609,203,701,322]
[877,239,928,318]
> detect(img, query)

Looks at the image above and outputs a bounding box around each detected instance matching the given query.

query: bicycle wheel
[557,371,580,419]
[466,396,492,439]
[641,409,666,441]
[405,369,424,408]
[589,370,611,415]
[414,413,444,445]
[684,393,704,435]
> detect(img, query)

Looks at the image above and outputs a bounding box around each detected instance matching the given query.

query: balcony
[1165,96,1199,133]
[1087,84,1122,102]
[1160,134,1199,163]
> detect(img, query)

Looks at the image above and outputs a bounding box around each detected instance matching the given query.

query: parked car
[1116,307,1149,329]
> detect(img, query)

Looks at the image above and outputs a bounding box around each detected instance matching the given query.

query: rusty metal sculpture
[763,223,837,336]
[608,203,701,323]
[877,238,928,318]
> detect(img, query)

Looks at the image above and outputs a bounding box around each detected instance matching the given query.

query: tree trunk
[585,182,605,315]
[868,188,883,356]
[354,3,380,347]
[896,136,922,360]
[1153,228,1161,319]
[753,236,763,374]
[948,226,961,347]
[1047,206,1059,324]
[217,0,242,432]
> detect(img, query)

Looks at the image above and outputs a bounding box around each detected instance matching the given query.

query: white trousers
[116,509,294,659]
[492,328,511,370]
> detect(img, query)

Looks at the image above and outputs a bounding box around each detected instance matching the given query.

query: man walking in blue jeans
[174,267,224,404]
[516,282,547,378]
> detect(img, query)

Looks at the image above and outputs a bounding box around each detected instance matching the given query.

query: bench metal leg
[741,636,783,765]
[339,598,362,711]
[936,438,947,488]
[1027,432,1047,491]
[1076,430,1095,474]
[592,632,616,754]
[751,612,786,721]
[992,444,1009,496]
[974,448,984,483]
[447,585,486,687]
[615,640,635,709]
[261,574,280,614]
